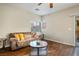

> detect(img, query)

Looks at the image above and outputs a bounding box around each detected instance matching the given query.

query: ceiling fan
[38,3,53,8]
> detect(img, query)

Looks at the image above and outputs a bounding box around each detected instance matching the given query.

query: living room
[0,3,79,56]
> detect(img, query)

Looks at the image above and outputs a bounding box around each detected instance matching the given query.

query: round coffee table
[29,40,48,56]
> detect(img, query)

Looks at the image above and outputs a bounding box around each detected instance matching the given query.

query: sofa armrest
[10,38,17,50]
[0,39,3,48]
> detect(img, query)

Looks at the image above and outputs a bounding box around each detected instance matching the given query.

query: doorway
[75,16,79,46]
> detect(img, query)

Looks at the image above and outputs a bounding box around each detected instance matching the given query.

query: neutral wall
[0,4,40,38]
[44,5,79,46]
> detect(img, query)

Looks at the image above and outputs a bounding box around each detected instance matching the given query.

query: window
[31,20,42,33]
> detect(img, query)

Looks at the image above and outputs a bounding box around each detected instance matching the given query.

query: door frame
[74,14,79,46]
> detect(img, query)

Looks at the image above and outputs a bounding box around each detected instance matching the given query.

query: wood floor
[0,40,74,56]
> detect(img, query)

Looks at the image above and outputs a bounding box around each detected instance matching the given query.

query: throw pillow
[19,34,25,40]
[15,34,21,41]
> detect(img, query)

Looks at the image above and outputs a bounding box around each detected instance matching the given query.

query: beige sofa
[8,32,43,50]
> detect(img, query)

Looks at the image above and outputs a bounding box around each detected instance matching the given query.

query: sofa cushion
[17,40,28,47]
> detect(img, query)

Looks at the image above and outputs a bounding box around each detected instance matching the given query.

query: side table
[0,38,9,52]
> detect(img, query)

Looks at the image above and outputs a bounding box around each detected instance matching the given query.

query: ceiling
[10,3,79,16]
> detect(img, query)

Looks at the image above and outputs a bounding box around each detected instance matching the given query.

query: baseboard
[45,39,74,46]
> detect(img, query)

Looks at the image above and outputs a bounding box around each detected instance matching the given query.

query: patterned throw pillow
[25,34,32,39]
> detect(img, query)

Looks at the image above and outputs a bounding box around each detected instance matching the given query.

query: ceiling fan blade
[37,3,53,8]
[49,3,53,8]
[38,3,42,6]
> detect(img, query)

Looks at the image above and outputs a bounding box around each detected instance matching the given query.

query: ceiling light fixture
[35,8,40,11]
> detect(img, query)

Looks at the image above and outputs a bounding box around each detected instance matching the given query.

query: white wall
[44,5,79,46]
[0,4,40,38]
